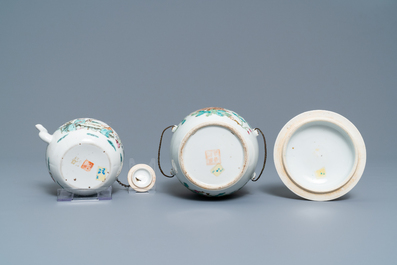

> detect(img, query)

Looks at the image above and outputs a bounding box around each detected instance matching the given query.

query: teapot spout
[35,124,53,144]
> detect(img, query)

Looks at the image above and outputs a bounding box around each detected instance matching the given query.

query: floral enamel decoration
[59,118,122,150]
[36,118,124,196]
[158,107,268,197]
[186,107,253,135]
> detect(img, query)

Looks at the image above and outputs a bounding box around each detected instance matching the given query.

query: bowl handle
[158,125,176,178]
[251,128,267,182]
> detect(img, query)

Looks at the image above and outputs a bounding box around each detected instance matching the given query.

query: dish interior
[132,169,152,188]
[283,120,356,193]
[61,144,110,190]
[181,125,245,189]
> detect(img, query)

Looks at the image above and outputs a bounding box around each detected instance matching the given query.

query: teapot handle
[157,125,176,178]
[251,128,267,182]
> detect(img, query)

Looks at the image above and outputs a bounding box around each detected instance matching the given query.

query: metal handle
[157,125,175,178]
[116,178,130,188]
[251,128,267,182]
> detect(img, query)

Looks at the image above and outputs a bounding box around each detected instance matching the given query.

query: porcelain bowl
[36,118,124,196]
[164,107,263,197]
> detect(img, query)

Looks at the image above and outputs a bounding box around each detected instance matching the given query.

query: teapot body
[37,118,124,196]
[169,108,259,197]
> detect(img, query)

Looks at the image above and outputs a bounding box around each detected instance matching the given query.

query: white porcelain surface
[36,118,124,196]
[274,110,366,201]
[128,164,156,192]
[169,107,260,197]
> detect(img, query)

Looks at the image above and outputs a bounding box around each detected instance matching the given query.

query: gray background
[1,1,396,264]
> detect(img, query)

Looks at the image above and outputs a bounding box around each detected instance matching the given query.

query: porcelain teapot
[36,118,124,196]
[158,107,267,197]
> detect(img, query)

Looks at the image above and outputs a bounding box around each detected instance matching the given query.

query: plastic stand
[128,158,157,194]
[57,186,112,202]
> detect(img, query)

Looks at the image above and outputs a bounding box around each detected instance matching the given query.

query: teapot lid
[128,164,156,192]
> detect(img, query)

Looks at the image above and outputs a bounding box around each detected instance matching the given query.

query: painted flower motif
[58,118,122,149]
[61,119,86,133]
[232,112,246,123]
[100,128,113,138]
[187,108,253,135]
[191,108,229,118]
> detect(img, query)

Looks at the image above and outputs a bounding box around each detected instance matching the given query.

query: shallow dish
[274,110,366,201]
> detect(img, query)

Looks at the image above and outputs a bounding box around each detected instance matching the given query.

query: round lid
[179,122,248,191]
[274,110,366,201]
[128,164,156,192]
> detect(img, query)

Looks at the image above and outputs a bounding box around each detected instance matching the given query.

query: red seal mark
[205,149,221,165]
[81,160,94,172]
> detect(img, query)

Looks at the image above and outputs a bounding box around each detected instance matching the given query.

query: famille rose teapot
[158,107,267,197]
[36,118,124,196]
